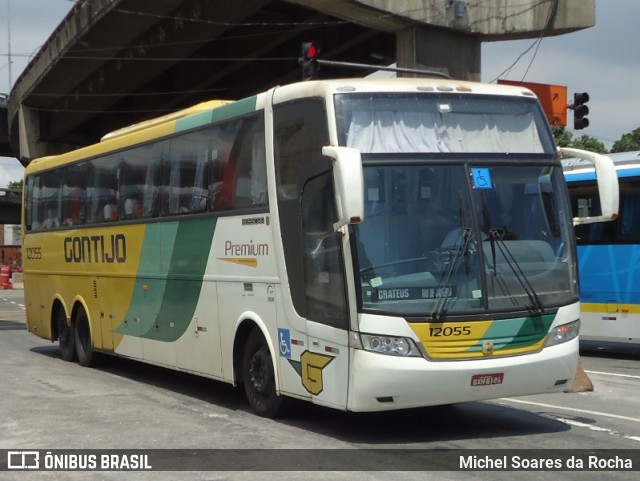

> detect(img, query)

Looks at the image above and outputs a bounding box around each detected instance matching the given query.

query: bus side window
[120,146,154,220]
[274,98,338,323]
[212,120,243,211]
[39,170,61,229]
[620,186,640,241]
[25,175,40,231]
[230,117,267,209]
[61,162,87,226]
[301,172,348,328]
[141,147,161,218]
[213,145,237,210]
[162,130,210,216]
[88,155,119,224]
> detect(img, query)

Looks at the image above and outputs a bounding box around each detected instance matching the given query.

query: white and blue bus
[564,150,639,344]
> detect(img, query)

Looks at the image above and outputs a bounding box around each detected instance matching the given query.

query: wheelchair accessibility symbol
[471,167,493,189]
[278,328,291,359]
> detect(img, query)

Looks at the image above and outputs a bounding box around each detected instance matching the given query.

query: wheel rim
[58,316,71,347]
[249,347,272,395]
[77,313,89,352]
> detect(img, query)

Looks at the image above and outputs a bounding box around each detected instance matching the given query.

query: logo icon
[288,351,334,395]
[482,341,495,356]
[278,328,291,358]
[7,451,40,470]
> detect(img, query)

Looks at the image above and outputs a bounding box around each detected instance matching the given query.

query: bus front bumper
[346,337,578,412]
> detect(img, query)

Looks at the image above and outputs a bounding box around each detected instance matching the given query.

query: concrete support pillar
[396,26,481,81]
[17,105,43,162]
[16,104,75,162]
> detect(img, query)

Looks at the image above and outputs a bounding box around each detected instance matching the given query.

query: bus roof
[99,100,233,142]
[25,77,540,175]
[271,77,539,104]
[563,151,640,181]
[25,97,257,174]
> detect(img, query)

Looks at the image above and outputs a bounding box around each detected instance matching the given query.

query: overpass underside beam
[396,26,480,81]
[6,0,594,164]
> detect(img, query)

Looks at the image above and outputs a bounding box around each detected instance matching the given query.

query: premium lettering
[224,240,268,256]
[64,234,127,263]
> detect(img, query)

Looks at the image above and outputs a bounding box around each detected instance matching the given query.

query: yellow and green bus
[22,78,617,417]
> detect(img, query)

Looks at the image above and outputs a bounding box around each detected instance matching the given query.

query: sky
[1,0,639,187]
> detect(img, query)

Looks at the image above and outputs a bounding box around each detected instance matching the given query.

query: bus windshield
[335,93,575,317]
[351,163,576,316]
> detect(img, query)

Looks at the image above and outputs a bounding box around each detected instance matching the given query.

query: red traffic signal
[302,42,318,60]
[300,42,320,80]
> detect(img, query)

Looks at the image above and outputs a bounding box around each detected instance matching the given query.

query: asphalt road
[1,289,638,481]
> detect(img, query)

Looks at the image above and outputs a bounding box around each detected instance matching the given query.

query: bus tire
[56,308,76,362]
[242,328,285,418]
[74,306,95,367]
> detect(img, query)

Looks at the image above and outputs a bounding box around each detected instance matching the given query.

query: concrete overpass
[3,0,595,165]
[0,189,21,225]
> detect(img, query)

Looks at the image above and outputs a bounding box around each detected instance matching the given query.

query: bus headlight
[545,320,580,347]
[353,333,421,357]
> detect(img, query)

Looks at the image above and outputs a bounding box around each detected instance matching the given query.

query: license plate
[471,372,504,386]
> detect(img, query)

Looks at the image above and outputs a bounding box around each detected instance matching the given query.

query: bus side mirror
[559,147,619,225]
[322,146,364,230]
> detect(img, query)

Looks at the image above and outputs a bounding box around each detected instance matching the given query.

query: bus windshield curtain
[345,110,544,154]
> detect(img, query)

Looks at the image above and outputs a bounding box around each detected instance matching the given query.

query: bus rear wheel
[242,329,285,418]
[74,306,95,367]
[56,308,76,362]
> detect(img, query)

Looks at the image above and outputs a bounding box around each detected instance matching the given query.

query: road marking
[585,370,640,380]
[500,398,640,424]
[1,298,25,309]
[498,398,640,444]
[546,416,640,444]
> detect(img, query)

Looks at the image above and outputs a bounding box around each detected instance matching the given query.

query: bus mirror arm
[558,147,619,225]
[322,146,365,231]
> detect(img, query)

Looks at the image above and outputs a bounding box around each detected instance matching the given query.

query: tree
[551,125,572,147]
[551,125,606,153]
[571,135,606,154]
[611,128,640,153]
[7,180,23,192]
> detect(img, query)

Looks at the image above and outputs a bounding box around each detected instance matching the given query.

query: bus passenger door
[272,97,351,409]
[299,172,351,410]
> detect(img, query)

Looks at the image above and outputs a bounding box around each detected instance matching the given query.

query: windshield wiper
[487,228,545,314]
[431,227,473,322]
[486,230,519,308]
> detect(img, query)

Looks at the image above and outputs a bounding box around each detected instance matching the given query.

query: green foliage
[551,125,572,147]
[571,135,606,154]
[551,125,605,153]
[7,180,23,192]
[611,128,640,153]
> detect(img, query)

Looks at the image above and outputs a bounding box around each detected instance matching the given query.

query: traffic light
[573,92,589,130]
[300,42,320,80]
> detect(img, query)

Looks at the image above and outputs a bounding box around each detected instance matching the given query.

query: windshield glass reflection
[354,164,576,317]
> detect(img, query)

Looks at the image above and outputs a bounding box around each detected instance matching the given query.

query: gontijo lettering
[64,234,127,263]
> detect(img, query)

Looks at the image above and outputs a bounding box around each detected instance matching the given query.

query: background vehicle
[564,150,638,344]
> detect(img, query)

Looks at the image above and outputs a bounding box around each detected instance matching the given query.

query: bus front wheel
[242,329,285,418]
[74,306,95,367]
[56,308,76,362]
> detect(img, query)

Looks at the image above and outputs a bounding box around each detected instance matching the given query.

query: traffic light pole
[313,59,450,79]
[299,42,451,81]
